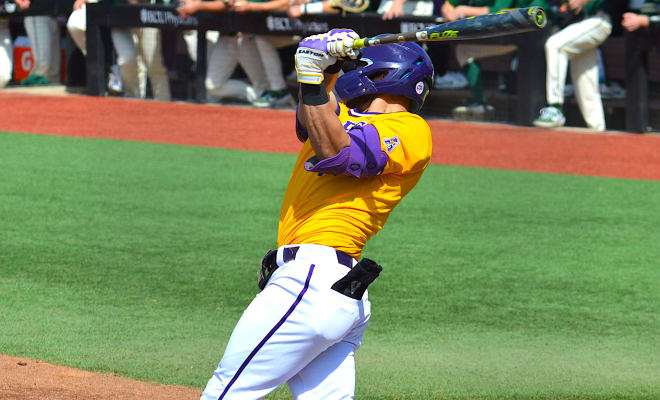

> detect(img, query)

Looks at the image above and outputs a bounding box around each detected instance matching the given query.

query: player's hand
[295,33,338,84]
[325,29,360,59]
[232,0,253,12]
[442,3,462,22]
[621,12,650,32]
[15,0,30,10]
[567,0,587,15]
[72,0,87,11]
[177,0,201,17]
[382,0,404,20]
[288,4,303,18]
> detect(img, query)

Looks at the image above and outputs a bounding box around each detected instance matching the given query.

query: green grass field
[1,132,659,399]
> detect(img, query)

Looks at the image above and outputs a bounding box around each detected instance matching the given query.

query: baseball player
[177,0,268,103]
[68,0,170,100]
[200,29,434,399]
[0,17,12,88]
[67,0,91,56]
[443,0,549,119]
[533,0,613,131]
[230,0,297,108]
[5,0,61,85]
[1,0,32,87]
[110,0,171,100]
[24,10,61,84]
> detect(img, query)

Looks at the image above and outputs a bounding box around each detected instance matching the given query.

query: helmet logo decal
[415,81,425,95]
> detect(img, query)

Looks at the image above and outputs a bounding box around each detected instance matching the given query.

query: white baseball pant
[455,44,517,67]
[255,35,296,91]
[182,29,219,63]
[201,243,371,400]
[66,4,87,55]
[205,34,268,102]
[0,18,12,87]
[111,27,171,101]
[545,13,612,131]
[24,15,61,83]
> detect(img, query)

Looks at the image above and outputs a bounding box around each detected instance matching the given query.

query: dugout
[3,1,660,133]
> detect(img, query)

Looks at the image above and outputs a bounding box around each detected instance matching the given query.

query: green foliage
[1,132,659,399]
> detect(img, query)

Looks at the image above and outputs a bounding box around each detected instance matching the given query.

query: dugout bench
[84,3,548,126]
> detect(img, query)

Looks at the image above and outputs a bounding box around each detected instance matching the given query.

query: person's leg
[137,27,171,101]
[24,15,60,83]
[200,245,370,400]
[205,36,250,101]
[255,35,286,91]
[111,28,139,97]
[464,60,485,105]
[236,34,268,98]
[288,341,358,400]
[568,16,612,131]
[253,35,295,108]
[66,5,87,55]
[571,49,605,130]
[543,27,572,108]
[0,19,12,88]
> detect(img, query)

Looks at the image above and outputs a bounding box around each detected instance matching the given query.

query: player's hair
[335,41,434,113]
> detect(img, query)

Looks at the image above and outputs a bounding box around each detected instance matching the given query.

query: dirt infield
[0,355,201,399]
[1,92,659,180]
[1,91,659,399]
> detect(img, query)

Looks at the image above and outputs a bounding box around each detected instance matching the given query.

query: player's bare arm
[300,89,348,159]
[622,12,651,32]
[233,0,290,12]
[177,0,230,17]
[14,0,30,10]
[453,5,489,18]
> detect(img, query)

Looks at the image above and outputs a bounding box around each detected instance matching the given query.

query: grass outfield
[1,132,659,399]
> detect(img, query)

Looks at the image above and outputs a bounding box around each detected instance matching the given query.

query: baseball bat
[352,7,547,49]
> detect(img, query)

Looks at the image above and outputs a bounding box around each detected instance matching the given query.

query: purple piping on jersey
[348,108,382,117]
[217,264,316,400]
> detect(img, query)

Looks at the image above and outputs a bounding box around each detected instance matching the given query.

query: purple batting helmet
[335,41,434,113]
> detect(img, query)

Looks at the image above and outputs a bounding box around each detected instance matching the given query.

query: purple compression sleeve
[305,124,387,178]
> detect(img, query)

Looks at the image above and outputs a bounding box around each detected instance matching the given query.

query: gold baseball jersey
[278,103,432,259]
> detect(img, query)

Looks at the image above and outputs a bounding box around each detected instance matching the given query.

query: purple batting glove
[326,29,360,59]
[298,33,329,53]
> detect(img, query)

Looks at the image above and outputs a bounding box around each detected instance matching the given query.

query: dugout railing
[84,3,549,127]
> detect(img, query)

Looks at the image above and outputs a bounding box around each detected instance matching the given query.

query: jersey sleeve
[372,114,432,175]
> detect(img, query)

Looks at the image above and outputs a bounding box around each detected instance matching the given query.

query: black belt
[282,246,354,269]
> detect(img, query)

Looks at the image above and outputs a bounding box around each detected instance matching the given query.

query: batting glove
[326,29,360,59]
[295,33,338,85]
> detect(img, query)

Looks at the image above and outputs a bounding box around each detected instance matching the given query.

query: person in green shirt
[442,0,549,120]
[533,0,612,131]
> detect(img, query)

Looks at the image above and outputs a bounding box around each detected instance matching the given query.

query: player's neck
[365,95,410,114]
